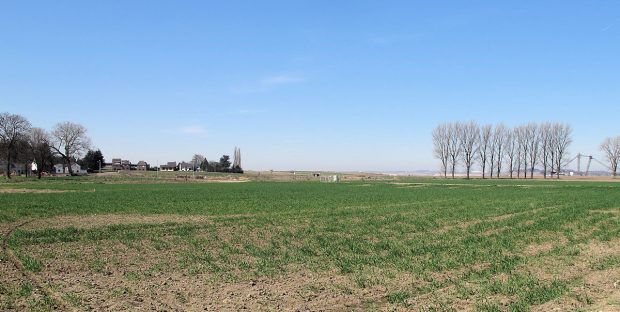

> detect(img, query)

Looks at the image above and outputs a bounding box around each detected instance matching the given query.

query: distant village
[95,159,212,172]
[0,112,248,179]
[50,159,196,175]
[46,147,243,176]
[3,151,243,175]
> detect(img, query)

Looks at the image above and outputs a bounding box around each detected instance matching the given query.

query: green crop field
[1,177,619,311]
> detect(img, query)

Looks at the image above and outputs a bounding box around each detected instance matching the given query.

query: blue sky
[1,1,618,171]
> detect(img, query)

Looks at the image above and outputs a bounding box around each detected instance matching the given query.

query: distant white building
[178,162,195,171]
[53,163,86,174]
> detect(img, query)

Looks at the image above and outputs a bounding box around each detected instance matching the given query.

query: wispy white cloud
[260,74,305,86]
[230,74,306,94]
[234,108,265,115]
[368,34,398,45]
[177,125,209,138]
[367,33,423,45]
[602,22,616,32]
[181,125,205,134]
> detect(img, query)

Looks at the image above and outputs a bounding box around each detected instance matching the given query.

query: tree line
[0,112,247,178]
[190,153,243,173]
[0,112,92,179]
[432,121,574,179]
[433,121,620,178]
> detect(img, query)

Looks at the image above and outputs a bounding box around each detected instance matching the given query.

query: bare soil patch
[556,176,620,183]
[204,178,250,183]
[21,213,260,231]
[523,236,569,256]
[589,208,620,215]
[521,239,620,311]
[1,221,65,311]
[0,253,51,311]
[23,237,404,311]
[10,214,496,311]
[531,266,620,312]
[6,208,620,311]
[98,177,251,184]
[0,188,77,194]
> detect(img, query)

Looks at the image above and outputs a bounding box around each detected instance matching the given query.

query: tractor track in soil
[2,219,75,312]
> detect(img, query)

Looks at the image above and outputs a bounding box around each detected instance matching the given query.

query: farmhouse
[137,161,149,171]
[111,158,134,170]
[111,158,122,171]
[0,162,29,175]
[160,162,177,171]
[178,162,195,171]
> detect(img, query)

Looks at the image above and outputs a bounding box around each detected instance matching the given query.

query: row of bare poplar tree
[432,121,572,179]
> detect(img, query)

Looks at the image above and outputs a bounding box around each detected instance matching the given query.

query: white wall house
[53,163,86,174]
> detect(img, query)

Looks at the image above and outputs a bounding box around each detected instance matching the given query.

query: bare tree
[539,122,552,178]
[506,128,520,179]
[493,124,507,178]
[50,122,91,175]
[232,147,242,171]
[191,154,206,170]
[526,123,540,179]
[15,138,33,177]
[447,122,461,179]
[432,124,450,177]
[515,125,528,178]
[0,112,31,178]
[29,128,52,179]
[600,136,620,176]
[432,121,574,180]
[549,128,557,177]
[459,121,479,179]
[478,124,492,179]
[551,123,572,178]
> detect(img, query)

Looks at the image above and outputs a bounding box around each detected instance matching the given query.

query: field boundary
[2,219,75,312]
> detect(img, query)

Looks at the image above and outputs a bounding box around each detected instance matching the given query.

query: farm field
[1,177,620,311]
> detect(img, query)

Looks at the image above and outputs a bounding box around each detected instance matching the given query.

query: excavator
[565,153,612,176]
